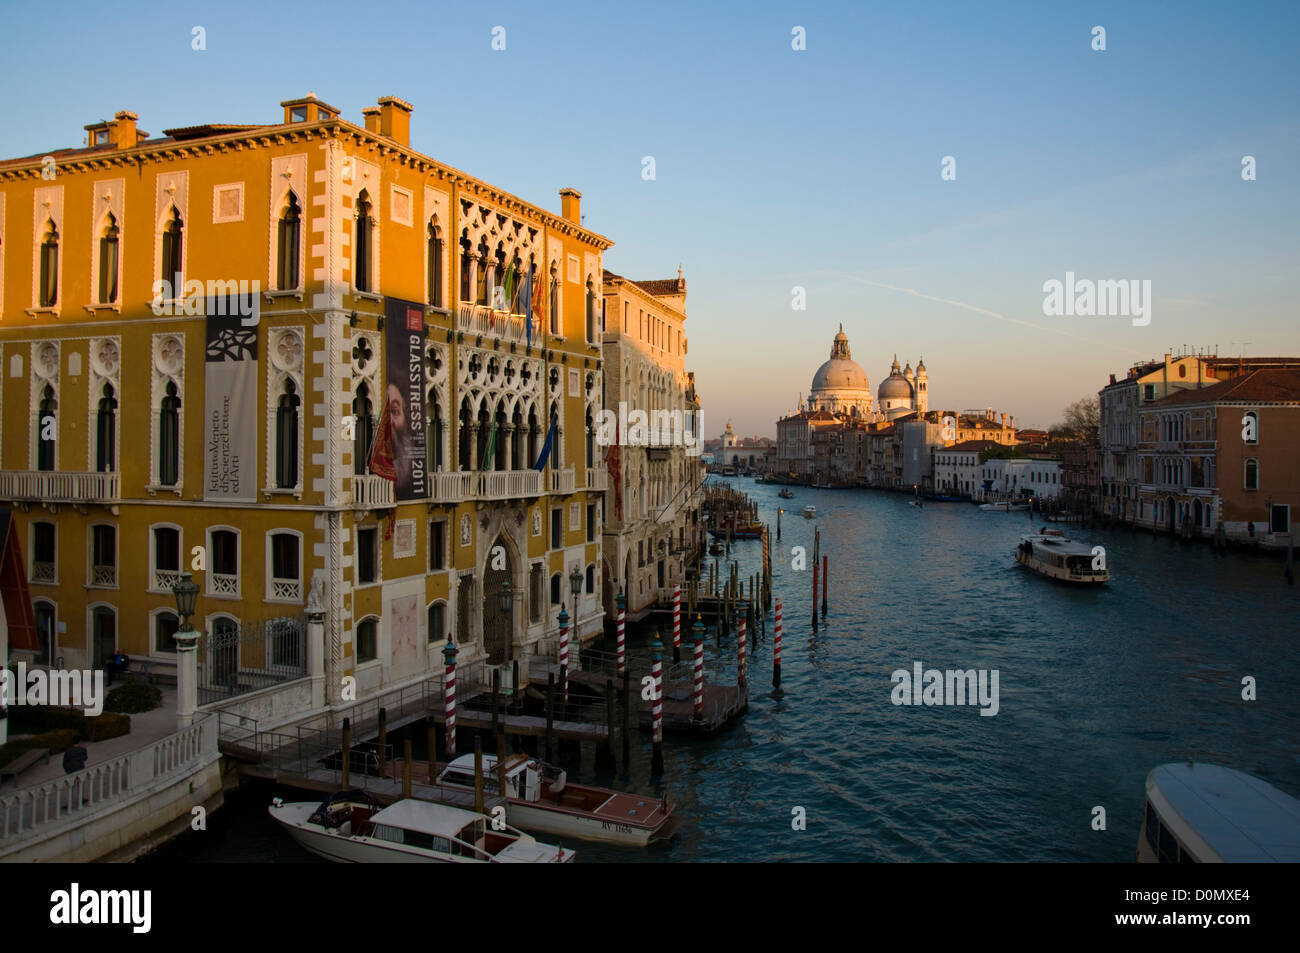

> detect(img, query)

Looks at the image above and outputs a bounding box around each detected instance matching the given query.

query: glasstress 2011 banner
[384,296,427,501]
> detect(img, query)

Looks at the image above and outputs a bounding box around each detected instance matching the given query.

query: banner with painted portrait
[384,297,428,500]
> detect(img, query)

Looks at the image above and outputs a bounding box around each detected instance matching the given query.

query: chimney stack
[111,110,142,149]
[376,96,412,145]
[560,188,582,224]
[361,107,381,134]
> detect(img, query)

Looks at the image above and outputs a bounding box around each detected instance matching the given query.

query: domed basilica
[804,325,928,422]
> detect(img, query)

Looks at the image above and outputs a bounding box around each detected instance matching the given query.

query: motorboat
[268,790,573,863]
[437,754,679,847]
[802,505,816,519]
[1015,529,1109,584]
[778,488,794,499]
[707,519,764,540]
[980,500,1030,512]
[1138,762,1300,862]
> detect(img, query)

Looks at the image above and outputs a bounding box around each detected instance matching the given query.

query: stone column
[308,606,326,710]
[502,425,514,470]
[174,626,201,729]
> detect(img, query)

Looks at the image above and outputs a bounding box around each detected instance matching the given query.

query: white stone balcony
[271,577,302,601]
[0,470,119,504]
[477,469,543,500]
[91,564,116,587]
[549,468,576,495]
[431,470,477,503]
[458,303,535,346]
[351,474,395,508]
[30,561,55,584]
[210,572,239,596]
[585,467,608,491]
[152,569,182,592]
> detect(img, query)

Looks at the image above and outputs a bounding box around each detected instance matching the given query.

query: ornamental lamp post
[171,571,202,729]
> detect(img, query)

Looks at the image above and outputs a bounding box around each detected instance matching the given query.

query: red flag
[603,419,622,520]
[368,402,396,481]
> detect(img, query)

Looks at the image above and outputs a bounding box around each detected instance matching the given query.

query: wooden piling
[811,559,819,630]
[341,717,351,788]
[496,732,508,796]
[474,735,484,816]
[621,668,631,763]
[773,598,783,688]
[545,672,555,763]
[598,678,617,771]
[822,554,828,616]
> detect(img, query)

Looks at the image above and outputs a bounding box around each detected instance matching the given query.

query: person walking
[62,736,87,774]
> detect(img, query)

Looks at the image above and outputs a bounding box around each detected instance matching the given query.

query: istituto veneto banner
[203,295,259,502]
[384,296,428,501]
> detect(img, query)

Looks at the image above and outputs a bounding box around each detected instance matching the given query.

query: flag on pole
[533,419,556,471]
[481,418,498,471]
[533,270,546,335]
[503,260,518,313]
[519,270,534,346]
[604,418,622,519]
[367,406,395,481]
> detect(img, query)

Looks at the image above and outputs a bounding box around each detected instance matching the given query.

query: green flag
[503,260,518,312]
[481,418,498,470]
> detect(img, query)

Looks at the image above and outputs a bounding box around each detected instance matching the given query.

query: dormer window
[93,129,110,146]
[290,106,307,123]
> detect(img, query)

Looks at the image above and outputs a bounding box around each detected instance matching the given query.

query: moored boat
[778,488,794,499]
[802,505,816,519]
[268,790,573,863]
[1014,529,1109,584]
[707,519,764,540]
[1138,762,1300,862]
[437,754,679,847]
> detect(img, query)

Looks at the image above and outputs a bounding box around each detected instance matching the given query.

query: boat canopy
[444,752,532,778]
[369,800,483,838]
[1149,763,1300,862]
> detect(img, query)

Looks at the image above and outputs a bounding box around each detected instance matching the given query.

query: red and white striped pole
[651,633,664,774]
[442,636,457,757]
[672,585,682,664]
[616,590,626,677]
[558,607,570,700]
[738,618,748,693]
[692,615,705,720]
[773,598,782,688]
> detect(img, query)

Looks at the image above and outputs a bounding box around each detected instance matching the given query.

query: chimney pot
[361,107,381,134]
[376,96,412,145]
[559,188,582,224]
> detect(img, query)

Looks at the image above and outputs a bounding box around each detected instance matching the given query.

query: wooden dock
[640,680,746,734]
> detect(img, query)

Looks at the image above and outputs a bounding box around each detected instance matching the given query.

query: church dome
[810,324,870,393]
[878,355,914,400]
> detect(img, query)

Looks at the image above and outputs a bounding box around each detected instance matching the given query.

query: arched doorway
[1193,499,1203,534]
[1166,496,1177,533]
[481,534,514,665]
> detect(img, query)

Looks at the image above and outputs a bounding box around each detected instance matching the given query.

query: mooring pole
[672,585,682,664]
[822,554,828,617]
[773,598,783,688]
[545,672,555,764]
[402,735,412,799]
[557,607,570,702]
[693,615,705,721]
[616,589,627,677]
[650,633,664,776]
[621,668,631,763]
[443,636,458,758]
[811,559,819,631]
[341,716,352,788]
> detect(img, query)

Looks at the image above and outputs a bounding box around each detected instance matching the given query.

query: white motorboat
[437,754,678,847]
[980,500,1029,512]
[1015,529,1109,584]
[268,790,574,863]
[1138,762,1300,862]
[802,505,816,519]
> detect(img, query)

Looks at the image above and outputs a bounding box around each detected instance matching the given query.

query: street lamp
[497,578,514,665]
[568,566,583,644]
[171,571,202,729]
[173,571,199,631]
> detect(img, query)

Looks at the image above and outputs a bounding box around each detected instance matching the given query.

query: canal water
[150,477,1300,863]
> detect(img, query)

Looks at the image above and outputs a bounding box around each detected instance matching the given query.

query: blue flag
[533,419,556,471]
[520,270,533,346]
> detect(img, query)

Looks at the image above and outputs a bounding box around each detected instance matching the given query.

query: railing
[549,468,575,494]
[478,469,542,500]
[432,470,476,502]
[210,572,239,596]
[351,473,395,508]
[198,614,308,705]
[0,470,120,504]
[585,467,608,491]
[91,564,116,587]
[457,304,534,346]
[0,716,216,848]
[30,561,55,584]
[271,578,302,601]
[152,569,182,591]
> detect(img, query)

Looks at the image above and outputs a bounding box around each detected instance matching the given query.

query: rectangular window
[272,533,299,585]
[155,527,179,571]
[529,564,543,622]
[429,520,446,571]
[357,619,377,662]
[586,504,595,542]
[32,522,55,583]
[155,612,179,654]
[212,531,238,575]
[358,527,378,583]
[551,508,561,549]
[92,525,116,586]
[427,602,444,644]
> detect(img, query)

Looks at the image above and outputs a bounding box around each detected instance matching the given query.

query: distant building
[1134,368,1300,543]
[1060,435,1101,512]
[1016,429,1049,449]
[935,440,1003,497]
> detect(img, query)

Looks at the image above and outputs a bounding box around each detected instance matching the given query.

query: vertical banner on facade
[385,296,428,500]
[204,295,259,502]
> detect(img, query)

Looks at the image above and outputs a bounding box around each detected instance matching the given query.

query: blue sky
[4,0,1297,435]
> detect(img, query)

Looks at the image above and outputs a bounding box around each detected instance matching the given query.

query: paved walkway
[5,689,181,789]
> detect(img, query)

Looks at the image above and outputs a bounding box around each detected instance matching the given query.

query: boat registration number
[600,821,634,834]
